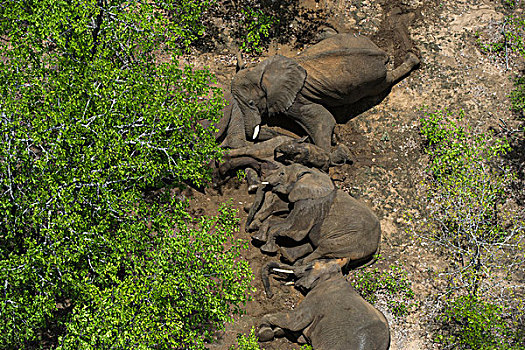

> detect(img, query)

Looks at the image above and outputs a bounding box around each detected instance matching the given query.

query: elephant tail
[344,245,381,274]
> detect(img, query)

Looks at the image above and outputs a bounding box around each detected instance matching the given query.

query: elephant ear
[261,55,307,116]
[289,171,335,202]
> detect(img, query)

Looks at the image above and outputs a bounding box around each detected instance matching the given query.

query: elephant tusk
[273,268,294,274]
[284,281,295,286]
[261,181,269,185]
[252,125,260,140]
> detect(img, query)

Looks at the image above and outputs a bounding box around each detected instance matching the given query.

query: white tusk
[252,125,260,140]
[285,281,295,286]
[273,268,294,274]
[261,181,269,185]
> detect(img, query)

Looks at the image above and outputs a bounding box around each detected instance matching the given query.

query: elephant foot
[245,168,260,193]
[280,244,313,264]
[251,231,267,242]
[261,239,278,253]
[258,326,275,342]
[405,52,420,67]
[247,219,262,233]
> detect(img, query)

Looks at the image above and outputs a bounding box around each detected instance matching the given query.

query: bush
[436,295,525,350]
[419,110,522,293]
[231,327,262,350]
[418,110,525,349]
[238,7,277,54]
[0,1,252,348]
[351,259,416,317]
[510,76,525,116]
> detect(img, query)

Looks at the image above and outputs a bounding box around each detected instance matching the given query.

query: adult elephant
[217,33,420,150]
[258,259,390,350]
[249,164,381,267]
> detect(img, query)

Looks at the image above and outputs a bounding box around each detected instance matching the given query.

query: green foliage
[239,7,278,53]
[475,14,525,58]
[351,259,416,317]
[236,169,247,182]
[0,1,253,349]
[299,345,313,350]
[231,327,262,350]
[420,110,510,182]
[419,110,525,349]
[510,76,525,116]
[166,0,215,48]
[419,110,523,293]
[435,295,525,350]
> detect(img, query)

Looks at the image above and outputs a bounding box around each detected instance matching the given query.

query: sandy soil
[182,0,524,348]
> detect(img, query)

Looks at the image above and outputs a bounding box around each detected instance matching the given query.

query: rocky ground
[182,0,524,348]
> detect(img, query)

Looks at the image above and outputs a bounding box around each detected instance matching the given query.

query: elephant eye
[248,100,255,106]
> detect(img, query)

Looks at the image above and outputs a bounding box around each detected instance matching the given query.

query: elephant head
[228,55,307,147]
[262,260,342,298]
[264,164,334,202]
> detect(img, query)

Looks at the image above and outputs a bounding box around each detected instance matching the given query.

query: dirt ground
[182,0,524,348]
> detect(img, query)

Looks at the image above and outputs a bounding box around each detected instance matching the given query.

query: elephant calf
[258,260,390,350]
[215,136,352,191]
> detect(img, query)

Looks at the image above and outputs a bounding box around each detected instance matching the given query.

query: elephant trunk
[246,186,266,231]
[240,103,261,141]
[262,261,296,298]
[215,91,234,143]
[224,99,249,148]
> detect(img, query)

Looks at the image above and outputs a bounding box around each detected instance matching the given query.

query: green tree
[0,1,252,348]
[418,110,525,349]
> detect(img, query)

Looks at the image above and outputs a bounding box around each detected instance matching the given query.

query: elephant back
[307,278,390,350]
[313,190,381,261]
[297,34,389,107]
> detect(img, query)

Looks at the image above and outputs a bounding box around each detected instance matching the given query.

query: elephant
[258,259,390,350]
[249,163,381,267]
[214,136,351,191]
[216,32,420,150]
[274,136,352,171]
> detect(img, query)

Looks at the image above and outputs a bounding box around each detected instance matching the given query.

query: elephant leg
[219,156,261,177]
[245,167,260,193]
[295,249,324,266]
[246,186,266,230]
[260,306,315,338]
[288,95,336,151]
[247,192,288,232]
[251,218,271,242]
[280,243,314,264]
[386,52,420,85]
[261,200,319,253]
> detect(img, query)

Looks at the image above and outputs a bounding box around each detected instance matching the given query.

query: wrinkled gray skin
[258,260,390,350]
[218,136,351,176]
[250,164,381,267]
[217,33,420,150]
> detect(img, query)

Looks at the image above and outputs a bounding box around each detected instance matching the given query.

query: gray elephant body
[219,136,342,175]
[219,33,419,150]
[252,164,380,266]
[296,35,390,108]
[259,261,390,350]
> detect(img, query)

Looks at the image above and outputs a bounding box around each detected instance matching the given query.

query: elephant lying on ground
[258,259,390,350]
[216,32,420,150]
[215,136,351,191]
[249,164,381,267]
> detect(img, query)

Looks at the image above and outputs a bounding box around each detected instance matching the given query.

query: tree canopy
[0,1,252,348]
